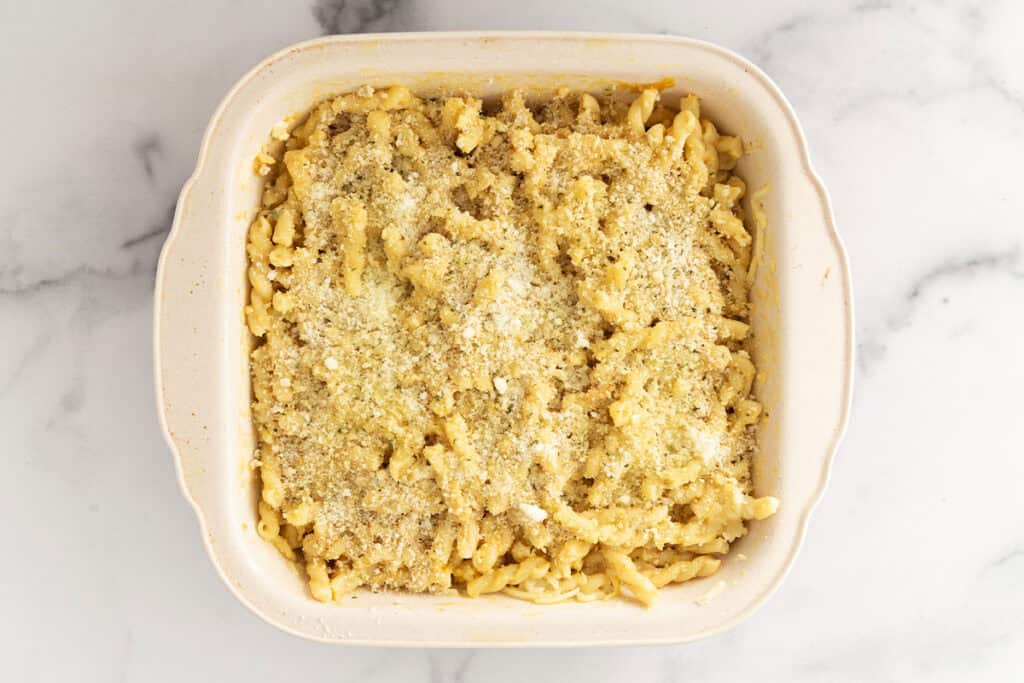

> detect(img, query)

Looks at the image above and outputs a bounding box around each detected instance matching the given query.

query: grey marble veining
[2,0,1023,680]
[312,0,412,34]
[858,247,1023,374]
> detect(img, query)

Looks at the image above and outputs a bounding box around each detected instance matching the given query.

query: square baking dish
[154,32,853,646]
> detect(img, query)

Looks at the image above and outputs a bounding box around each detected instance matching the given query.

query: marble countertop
[3,0,1022,680]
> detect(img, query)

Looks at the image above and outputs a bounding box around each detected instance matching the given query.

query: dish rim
[153,30,854,647]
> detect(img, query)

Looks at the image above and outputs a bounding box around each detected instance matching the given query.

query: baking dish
[154,32,853,646]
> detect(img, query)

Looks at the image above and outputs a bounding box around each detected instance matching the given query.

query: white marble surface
[2,0,1022,680]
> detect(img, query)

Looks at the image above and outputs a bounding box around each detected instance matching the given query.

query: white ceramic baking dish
[154,32,853,646]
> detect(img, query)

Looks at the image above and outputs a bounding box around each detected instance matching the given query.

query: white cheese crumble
[689,425,722,462]
[271,120,291,141]
[518,503,548,523]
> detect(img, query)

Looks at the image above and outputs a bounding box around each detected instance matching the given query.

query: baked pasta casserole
[245,84,777,606]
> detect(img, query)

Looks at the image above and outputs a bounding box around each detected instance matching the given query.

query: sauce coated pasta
[247,84,777,606]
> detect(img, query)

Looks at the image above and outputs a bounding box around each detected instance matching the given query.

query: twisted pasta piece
[466,557,550,597]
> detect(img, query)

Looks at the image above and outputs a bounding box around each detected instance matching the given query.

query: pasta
[246,84,778,607]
